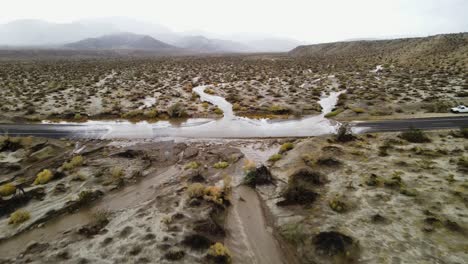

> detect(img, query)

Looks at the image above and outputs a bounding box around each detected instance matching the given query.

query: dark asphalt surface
[0,116,467,139]
[351,116,468,133]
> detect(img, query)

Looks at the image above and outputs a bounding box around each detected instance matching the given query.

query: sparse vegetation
[207,242,232,264]
[400,128,431,143]
[268,153,282,162]
[213,161,229,169]
[33,169,53,185]
[185,161,200,170]
[279,142,294,153]
[8,210,30,225]
[0,183,16,197]
[62,155,84,170]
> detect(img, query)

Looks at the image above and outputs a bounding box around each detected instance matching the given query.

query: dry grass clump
[0,183,16,197]
[9,209,30,225]
[33,169,53,185]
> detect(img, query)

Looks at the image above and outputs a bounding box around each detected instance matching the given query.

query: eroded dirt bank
[0,136,294,264]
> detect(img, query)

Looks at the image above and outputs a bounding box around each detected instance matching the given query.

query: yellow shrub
[62,155,84,170]
[208,242,232,262]
[0,183,16,197]
[187,183,205,198]
[213,161,229,169]
[9,210,30,225]
[214,108,224,115]
[33,169,53,185]
[268,153,282,162]
[279,142,294,153]
[185,161,200,170]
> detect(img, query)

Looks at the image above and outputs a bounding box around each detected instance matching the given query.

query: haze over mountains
[0,17,303,53]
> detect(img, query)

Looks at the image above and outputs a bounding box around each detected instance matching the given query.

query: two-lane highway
[0,116,467,139]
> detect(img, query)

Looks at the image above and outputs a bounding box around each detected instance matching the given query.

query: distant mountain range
[289,33,468,61]
[64,33,178,52]
[0,18,303,53]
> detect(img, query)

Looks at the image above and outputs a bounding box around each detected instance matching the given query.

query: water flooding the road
[34,85,343,139]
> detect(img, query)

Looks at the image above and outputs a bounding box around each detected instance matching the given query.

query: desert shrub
[400,128,431,143]
[269,105,290,114]
[460,128,468,138]
[277,169,325,206]
[33,169,53,185]
[313,231,355,257]
[279,142,294,153]
[243,160,256,172]
[167,103,187,118]
[144,108,158,118]
[207,242,232,264]
[122,109,144,119]
[336,123,356,142]
[351,107,366,114]
[329,196,347,213]
[243,165,273,187]
[182,234,213,250]
[187,183,205,198]
[268,153,282,162]
[232,103,241,111]
[214,108,224,115]
[280,223,307,245]
[458,156,468,170]
[325,108,344,118]
[205,88,215,94]
[164,250,185,261]
[185,161,200,170]
[9,210,30,225]
[213,161,229,169]
[110,167,123,178]
[203,186,224,204]
[0,183,16,197]
[62,155,84,170]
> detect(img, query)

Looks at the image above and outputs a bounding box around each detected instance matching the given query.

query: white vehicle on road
[451,105,468,113]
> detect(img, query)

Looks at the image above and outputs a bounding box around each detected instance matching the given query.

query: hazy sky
[1,0,467,42]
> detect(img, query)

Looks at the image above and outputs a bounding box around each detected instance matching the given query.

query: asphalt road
[0,116,467,139]
[351,116,468,133]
